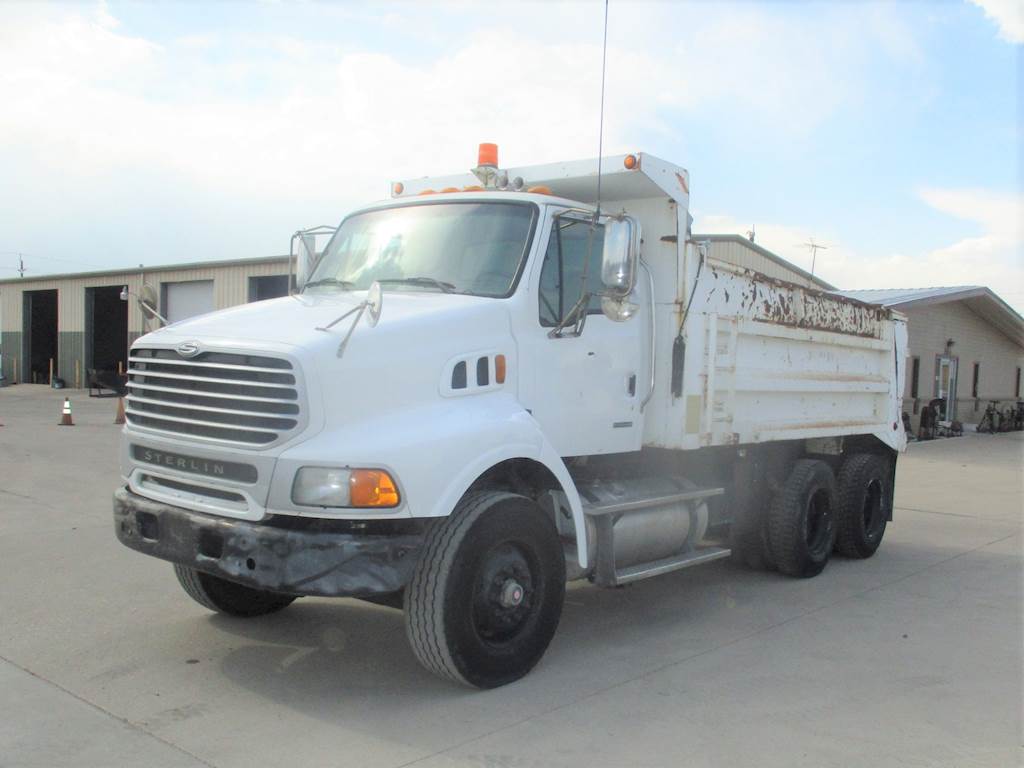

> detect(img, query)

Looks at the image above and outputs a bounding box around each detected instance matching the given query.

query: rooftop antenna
[593,0,609,222]
[746,226,755,243]
[798,238,829,283]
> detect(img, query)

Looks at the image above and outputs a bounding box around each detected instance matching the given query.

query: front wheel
[173,565,296,617]
[404,491,566,688]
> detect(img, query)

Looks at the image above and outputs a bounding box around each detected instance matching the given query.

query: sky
[1,0,1021,311]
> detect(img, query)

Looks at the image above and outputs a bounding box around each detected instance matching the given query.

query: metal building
[697,234,836,290]
[0,256,289,386]
[838,287,1024,428]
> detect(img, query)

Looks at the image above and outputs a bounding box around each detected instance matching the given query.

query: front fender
[269,394,588,568]
[430,406,588,569]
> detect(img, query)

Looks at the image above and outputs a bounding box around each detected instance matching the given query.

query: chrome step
[614,546,732,585]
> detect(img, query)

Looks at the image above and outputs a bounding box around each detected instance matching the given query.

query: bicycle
[976,401,1002,434]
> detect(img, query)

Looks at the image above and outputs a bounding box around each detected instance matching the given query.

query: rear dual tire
[768,459,838,578]
[835,453,890,559]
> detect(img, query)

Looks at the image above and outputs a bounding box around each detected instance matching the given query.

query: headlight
[291,467,400,509]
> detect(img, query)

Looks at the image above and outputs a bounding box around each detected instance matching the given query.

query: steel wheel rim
[862,479,883,540]
[471,541,537,645]
[805,488,832,554]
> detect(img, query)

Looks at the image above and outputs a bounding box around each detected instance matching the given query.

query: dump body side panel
[649,256,906,452]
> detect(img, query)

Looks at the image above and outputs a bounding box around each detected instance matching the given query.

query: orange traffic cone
[59,397,74,426]
[114,397,126,425]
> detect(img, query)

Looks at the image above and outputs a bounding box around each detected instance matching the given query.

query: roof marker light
[462,185,484,192]
[527,185,553,195]
[418,189,437,195]
[392,182,404,196]
[441,187,460,193]
[623,154,638,170]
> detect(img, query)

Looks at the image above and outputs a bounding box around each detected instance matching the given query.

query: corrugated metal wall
[705,239,819,287]
[0,258,289,384]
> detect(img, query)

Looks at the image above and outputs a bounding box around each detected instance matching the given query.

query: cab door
[518,209,647,457]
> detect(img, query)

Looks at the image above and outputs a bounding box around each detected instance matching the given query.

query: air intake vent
[126,348,302,447]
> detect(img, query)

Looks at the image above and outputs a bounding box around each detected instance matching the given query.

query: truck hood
[137,290,503,350]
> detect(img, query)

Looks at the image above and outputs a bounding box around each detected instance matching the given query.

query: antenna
[18,253,25,278]
[593,0,609,222]
[798,238,829,282]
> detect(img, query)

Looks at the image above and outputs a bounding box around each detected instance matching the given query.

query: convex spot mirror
[366,281,383,327]
[120,283,160,320]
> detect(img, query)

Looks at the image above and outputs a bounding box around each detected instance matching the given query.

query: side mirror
[295,231,318,291]
[290,225,337,293]
[600,216,639,297]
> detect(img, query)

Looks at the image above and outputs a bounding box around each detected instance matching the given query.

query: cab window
[538,217,606,327]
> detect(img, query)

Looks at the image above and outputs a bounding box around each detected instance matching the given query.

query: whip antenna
[594,0,609,222]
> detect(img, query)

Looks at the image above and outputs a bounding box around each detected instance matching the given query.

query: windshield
[307,201,537,297]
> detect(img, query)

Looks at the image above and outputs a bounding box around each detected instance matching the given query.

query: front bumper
[113,487,424,597]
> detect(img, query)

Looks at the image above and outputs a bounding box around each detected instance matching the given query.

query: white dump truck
[113,146,906,687]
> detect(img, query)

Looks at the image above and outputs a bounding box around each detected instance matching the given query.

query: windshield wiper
[376,277,456,293]
[304,277,356,290]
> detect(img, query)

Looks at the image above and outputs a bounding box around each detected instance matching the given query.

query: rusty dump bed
[702,258,895,339]
[665,257,907,453]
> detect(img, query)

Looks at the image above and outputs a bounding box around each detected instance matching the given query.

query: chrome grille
[126,348,301,446]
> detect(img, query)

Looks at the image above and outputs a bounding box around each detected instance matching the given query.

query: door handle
[627,374,637,397]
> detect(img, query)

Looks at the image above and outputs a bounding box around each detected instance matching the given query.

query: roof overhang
[841,287,1024,348]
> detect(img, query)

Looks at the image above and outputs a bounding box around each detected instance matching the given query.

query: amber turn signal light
[623,154,638,170]
[495,354,506,384]
[349,469,400,508]
[392,182,404,196]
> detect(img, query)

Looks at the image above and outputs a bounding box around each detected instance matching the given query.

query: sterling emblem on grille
[176,340,201,358]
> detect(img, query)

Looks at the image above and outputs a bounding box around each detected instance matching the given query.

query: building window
[910,357,920,399]
[972,363,980,398]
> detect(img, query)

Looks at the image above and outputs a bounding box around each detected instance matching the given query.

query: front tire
[768,460,837,578]
[173,565,296,617]
[404,491,566,688]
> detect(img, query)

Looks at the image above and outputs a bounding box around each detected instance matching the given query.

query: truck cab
[114,147,906,688]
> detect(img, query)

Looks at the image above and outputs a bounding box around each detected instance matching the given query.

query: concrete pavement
[1,385,1021,767]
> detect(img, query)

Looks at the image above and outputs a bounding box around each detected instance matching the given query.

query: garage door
[162,280,214,324]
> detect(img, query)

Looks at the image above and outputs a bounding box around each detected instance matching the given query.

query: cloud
[0,2,999,283]
[0,2,911,203]
[967,0,1024,44]
[696,188,1024,313]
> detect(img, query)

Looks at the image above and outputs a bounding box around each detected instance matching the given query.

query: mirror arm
[141,301,169,327]
[640,259,656,412]
[548,291,590,339]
